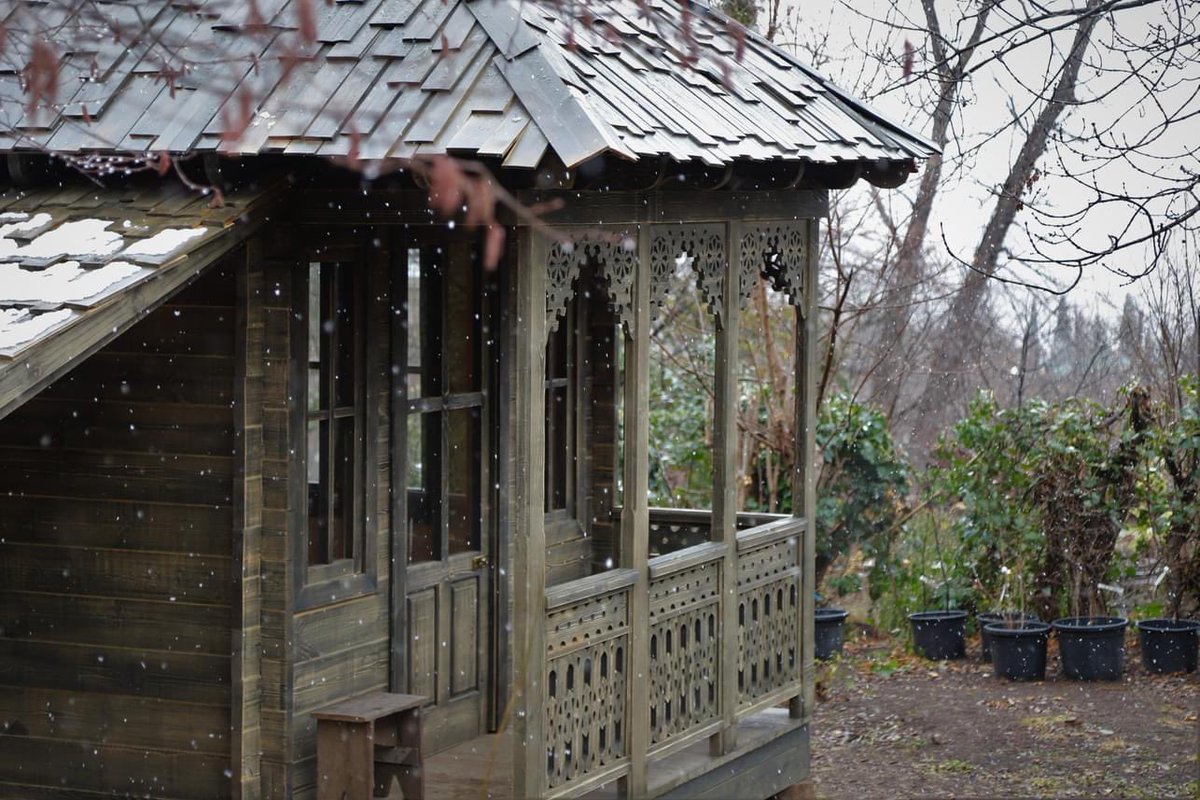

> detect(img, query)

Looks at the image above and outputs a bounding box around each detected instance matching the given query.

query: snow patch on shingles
[121,227,209,261]
[0,260,146,305]
[4,218,124,261]
[0,212,54,259]
[0,307,74,352]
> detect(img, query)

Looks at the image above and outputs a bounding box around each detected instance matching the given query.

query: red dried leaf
[81,103,91,124]
[427,156,464,219]
[208,187,226,208]
[155,151,171,176]
[297,0,318,45]
[482,225,505,272]
[22,39,59,114]
[902,40,914,78]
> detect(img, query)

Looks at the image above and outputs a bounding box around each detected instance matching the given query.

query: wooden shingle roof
[0,0,936,169]
[0,182,277,419]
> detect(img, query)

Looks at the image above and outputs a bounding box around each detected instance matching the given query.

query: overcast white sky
[775,0,1198,316]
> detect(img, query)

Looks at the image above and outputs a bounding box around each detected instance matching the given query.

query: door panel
[395,234,495,755]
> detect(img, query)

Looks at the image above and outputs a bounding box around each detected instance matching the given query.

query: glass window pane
[407,411,441,562]
[551,386,569,510]
[446,244,479,394]
[307,418,328,564]
[406,248,422,377]
[447,407,481,554]
[308,263,321,369]
[334,265,357,408]
[332,415,356,562]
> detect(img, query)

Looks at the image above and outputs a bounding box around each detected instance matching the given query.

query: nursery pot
[908,610,967,660]
[814,608,850,660]
[978,611,1041,662]
[985,621,1050,681]
[1136,619,1200,674]
[1052,616,1128,681]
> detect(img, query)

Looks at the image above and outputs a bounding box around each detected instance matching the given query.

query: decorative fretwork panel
[648,560,721,747]
[736,536,801,709]
[739,223,808,310]
[544,229,638,336]
[545,588,629,656]
[544,585,631,791]
[648,224,727,327]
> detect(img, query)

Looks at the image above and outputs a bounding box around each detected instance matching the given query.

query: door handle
[471,555,491,570]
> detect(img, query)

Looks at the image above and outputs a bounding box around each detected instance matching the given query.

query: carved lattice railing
[735,518,803,715]
[543,570,637,795]
[646,542,724,757]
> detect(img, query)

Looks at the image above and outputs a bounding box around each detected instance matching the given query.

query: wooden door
[395,234,495,753]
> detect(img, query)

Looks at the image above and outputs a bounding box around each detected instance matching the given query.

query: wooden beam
[712,221,742,755]
[618,225,653,797]
[523,190,829,226]
[291,189,829,228]
[511,227,548,799]
[233,242,266,799]
[791,218,821,721]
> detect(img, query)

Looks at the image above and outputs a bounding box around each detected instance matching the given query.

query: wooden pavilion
[0,0,934,797]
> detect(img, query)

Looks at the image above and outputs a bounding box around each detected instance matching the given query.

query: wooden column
[712,222,742,755]
[791,218,821,721]
[619,226,652,797]
[233,243,265,799]
[512,228,548,799]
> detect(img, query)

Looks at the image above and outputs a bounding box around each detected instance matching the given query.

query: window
[405,245,485,563]
[301,262,370,592]
[544,307,576,514]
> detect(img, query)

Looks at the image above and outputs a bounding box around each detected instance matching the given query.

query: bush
[815,393,909,593]
[929,389,1152,619]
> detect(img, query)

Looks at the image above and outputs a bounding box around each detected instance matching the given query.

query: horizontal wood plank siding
[0,263,238,798]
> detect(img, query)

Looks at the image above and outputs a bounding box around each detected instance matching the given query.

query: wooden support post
[712,221,742,755]
[512,228,548,799]
[619,226,652,797]
[233,243,265,799]
[790,218,820,721]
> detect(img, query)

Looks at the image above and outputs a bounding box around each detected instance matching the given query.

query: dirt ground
[809,629,1200,799]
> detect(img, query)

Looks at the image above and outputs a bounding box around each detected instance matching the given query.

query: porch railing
[540,511,806,797]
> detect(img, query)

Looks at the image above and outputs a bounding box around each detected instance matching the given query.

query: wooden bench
[313,692,425,800]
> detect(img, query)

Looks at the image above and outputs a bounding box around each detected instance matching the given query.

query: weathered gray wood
[543,567,639,610]
[511,225,548,799]
[233,241,265,799]
[713,220,742,756]
[647,541,725,579]
[793,218,821,721]
[618,225,653,797]
[523,190,830,226]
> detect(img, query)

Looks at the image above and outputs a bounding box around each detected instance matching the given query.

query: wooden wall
[257,238,392,800]
[0,264,239,798]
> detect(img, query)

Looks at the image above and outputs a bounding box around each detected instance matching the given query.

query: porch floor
[412,708,805,799]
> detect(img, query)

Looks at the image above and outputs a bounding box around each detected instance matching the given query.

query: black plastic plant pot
[1052,616,1128,681]
[986,621,1050,681]
[978,611,1041,662]
[1136,619,1200,674]
[908,610,967,660]
[814,608,850,660]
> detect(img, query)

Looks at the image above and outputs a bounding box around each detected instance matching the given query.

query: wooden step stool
[313,692,425,800]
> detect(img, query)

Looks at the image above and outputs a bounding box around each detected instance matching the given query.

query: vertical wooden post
[512,228,548,799]
[620,225,652,797]
[712,221,742,755]
[389,229,409,695]
[790,218,820,721]
[233,243,265,799]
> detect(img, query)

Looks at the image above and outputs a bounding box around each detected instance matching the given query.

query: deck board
[406,707,804,799]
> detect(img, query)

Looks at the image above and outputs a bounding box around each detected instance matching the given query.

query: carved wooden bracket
[649,224,727,328]
[739,223,808,313]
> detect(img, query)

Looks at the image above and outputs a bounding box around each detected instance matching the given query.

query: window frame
[291,258,379,610]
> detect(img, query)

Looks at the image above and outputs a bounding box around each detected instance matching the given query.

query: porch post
[790,218,820,720]
[512,228,548,798]
[620,225,652,798]
[712,221,742,755]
